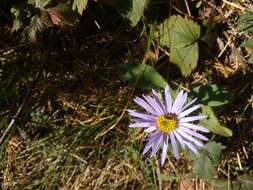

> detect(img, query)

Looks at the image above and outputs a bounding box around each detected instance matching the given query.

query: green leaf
[238,11,253,34]
[193,142,225,180]
[241,39,253,64]
[212,176,253,190]
[127,0,148,26]
[201,106,233,137]
[241,39,253,49]
[170,42,199,76]
[99,0,148,26]
[24,11,52,41]
[11,7,23,32]
[159,15,200,48]
[191,84,234,107]
[159,15,200,76]
[247,54,253,64]
[72,0,88,15]
[54,3,79,26]
[238,175,253,190]
[117,63,167,89]
[28,0,51,8]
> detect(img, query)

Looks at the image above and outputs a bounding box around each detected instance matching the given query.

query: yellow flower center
[156,114,177,133]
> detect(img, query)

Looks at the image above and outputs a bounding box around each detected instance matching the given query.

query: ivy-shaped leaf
[201,106,233,137]
[72,0,88,15]
[159,15,200,76]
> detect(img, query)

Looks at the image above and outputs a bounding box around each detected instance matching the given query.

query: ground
[0,0,253,190]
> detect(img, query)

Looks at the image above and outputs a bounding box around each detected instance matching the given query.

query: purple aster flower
[128,86,209,165]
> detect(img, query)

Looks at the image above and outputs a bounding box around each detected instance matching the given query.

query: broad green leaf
[159,15,200,48]
[247,54,253,64]
[72,0,88,15]
[241,39,253,49]
[11,7,23,32]
[54,3,79,25]
[117,63,167,89]
[191,84,234,107]
[193,142,224,180]
[238,175,253,190]
[159,15,200,76]
[238,11,253,34]
[28,0,51,8]
[212,179,241,190]
[212,176,253,190]
[25,11,52,41]
[212,179,229,189]
[127,0,148,26]
[170,42,199,76]
[241,39,253,64]
[201,106,233,137]
[100,0,148,26]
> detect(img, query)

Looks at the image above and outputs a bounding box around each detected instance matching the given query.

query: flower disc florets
[156,114,177,133]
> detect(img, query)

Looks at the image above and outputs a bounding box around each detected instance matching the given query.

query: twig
[203,0,223,15]
[218,35,233,58]
[184,0,192,16]
[222,0,246,12]
[0,51,47,147]
[236,152,243,170]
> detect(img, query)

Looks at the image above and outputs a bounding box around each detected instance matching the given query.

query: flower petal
[172,91,187,114]
[176,128,204,147]
[173,131,186,149]
[180,126,209,141]
[184,141,199,154]
[164,85,173,113]
[128,109,157,121]
[179,122,209,133]
[133,96,159,115]
[181,98,197,111]
[179,115,207,123]
[142,95,164,115]
[176,92,188,114]
[170,133,179,159]
[144,126,158,133]
[150,134,163,158]
[143,133,160,155]
[152,89,166,113]
[129,123,152,128]
[131,118,153,123]
[161,135,168,165]
[178,104,202,119]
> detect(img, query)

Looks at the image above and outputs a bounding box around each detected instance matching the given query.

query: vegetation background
[0,0,253,189]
